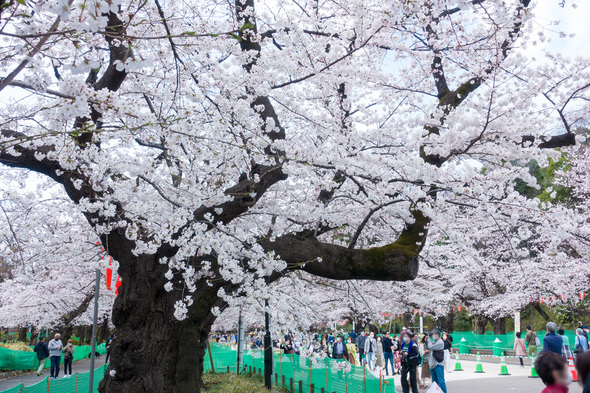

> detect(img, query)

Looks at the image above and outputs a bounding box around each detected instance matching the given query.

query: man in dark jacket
[33,336,49,376]
[332,335,349,360]
[356,331,367,366]
[382,332,395,376]
[542,322,563,355]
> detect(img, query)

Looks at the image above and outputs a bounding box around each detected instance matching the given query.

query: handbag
[433,350,444,362]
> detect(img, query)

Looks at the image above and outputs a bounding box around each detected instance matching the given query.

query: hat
[583,325,589,330]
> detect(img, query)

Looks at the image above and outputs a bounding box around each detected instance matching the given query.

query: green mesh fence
[451,330,577,354]
[204,343,392,393]
[0,344,107,371]
[0,364,107,393]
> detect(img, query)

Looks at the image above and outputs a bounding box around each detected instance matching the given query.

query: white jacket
[364,337,377,353]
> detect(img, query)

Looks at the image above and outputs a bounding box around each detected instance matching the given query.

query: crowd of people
[212,327,454,393]
[32,333,75,379]
[533,321,590,393]
[209,321,590,393]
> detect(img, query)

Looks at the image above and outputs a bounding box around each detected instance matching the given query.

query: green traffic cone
[499,356,511,376]
[454,353,464,371]
[475,353,485,373]
[529,356,539,378]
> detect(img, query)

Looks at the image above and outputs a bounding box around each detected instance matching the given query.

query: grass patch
[203,372,288,393]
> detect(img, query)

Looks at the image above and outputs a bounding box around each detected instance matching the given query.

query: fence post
[363,365,367,393]
[290,378,293,393]
[227,366,230,373]
[47,376,50,393]
[321,388,325,393]
[299,380,303,393]
[282,374,285,388]
[207,340,216,373]
[310,383,314,393]
[275,373,278,386]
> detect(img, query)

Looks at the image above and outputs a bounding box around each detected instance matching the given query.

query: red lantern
[106,257,113,290]
[115,276,122,296]
[581,292,586,301]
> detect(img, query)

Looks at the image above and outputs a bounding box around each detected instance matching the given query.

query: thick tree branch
[264,210,429,282]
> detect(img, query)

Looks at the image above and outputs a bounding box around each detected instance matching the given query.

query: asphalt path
[0,357,107,391]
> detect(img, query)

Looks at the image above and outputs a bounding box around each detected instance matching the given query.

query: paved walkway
[374,358,583,393]
[0,357,584,393]
[0,358,107,390]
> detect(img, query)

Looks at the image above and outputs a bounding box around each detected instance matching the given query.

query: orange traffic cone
[569,357,578,382]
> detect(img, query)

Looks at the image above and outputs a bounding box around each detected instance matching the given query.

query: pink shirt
[541,385,568,393]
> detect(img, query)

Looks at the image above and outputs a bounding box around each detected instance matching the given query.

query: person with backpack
[575,328,589,358]
[400,331,420,393]
[33,336,49,376]
[527,325,540,358]
[62,339,75,377]
[429,329,447,393]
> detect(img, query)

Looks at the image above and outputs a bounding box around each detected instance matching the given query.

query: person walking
[559,328,573,359]
[332,335,349,360]
[105,334,115,363]
[356,331,367,366]
[376,335,385,369]
[364,332,377,371]
[442,332,452,373]
[514,332,527,367]
[543,322,564,356]
[48,333,63,379]
[33,336,49,376]
[346,337,357,365]
[320,337,331,358]
[429,329,447,393]
[382,332,394,376]
[413,332,426,390]
[575,328,589,358]
[393,335,402,375]
[535,351,571,393]
[575,351,590,393]
[400,332,420,393]
[62,339,75,377]
[527,325,540,358]
[420,333,431,388]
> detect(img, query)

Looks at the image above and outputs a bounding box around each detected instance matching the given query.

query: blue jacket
[542,332,563,355]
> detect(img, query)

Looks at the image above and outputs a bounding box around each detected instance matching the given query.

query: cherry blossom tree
[0,0,586,391]
[0,172,114,338]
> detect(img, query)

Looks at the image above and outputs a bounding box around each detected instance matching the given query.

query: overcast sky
[528,1,590,58]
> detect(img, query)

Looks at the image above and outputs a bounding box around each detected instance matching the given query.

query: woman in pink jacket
[514,332,527,367]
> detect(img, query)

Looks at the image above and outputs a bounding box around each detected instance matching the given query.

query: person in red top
[535,351,572,393]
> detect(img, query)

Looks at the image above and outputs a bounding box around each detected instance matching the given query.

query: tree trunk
[99,254,226,393]
[18,326,27,342]
[84,325,93,345]
[29,326,38,345]
[446,310,455,332]
[534,304,551,323]
[475,316,488,334]
[76,325,86,345]
[492,317,506,334]
[99,318,110,343]
[62,325,73,344]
